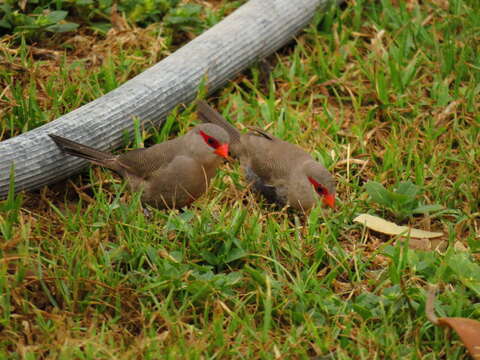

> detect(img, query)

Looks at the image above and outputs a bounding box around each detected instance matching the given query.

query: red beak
[323,193,335,209]
[214,143,229,159]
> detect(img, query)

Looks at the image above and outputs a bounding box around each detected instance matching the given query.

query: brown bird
[197,101,335,211]
[49,123,230,209]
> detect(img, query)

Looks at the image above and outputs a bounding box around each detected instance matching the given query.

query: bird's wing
[143,155,208,209]
[116,138,182,179]
[242,134,311,187]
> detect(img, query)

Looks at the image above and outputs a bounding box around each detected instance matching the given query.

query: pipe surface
[0,0,330,199]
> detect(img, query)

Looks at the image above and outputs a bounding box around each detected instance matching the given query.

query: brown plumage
[49,123,230,209]
[197,101,335,211]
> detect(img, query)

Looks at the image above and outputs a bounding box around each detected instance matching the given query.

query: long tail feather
[196,101,241,145]
[49,134,118,170]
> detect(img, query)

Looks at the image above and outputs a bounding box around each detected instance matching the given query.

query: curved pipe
[0,0,329,199]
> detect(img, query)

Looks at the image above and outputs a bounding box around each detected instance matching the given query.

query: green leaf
[388,191,416,206]
[46,22,79,33]
[0,18,11,29]
[88,22,111,35]
[395,181,419,198]
[0,4,12,15]
[165,4,201,25]
[224,247,247,264]
[447,253,480,296]
[45,10,68,23]
[364,181,392,207]
[412,204,444,214]
[200,251,218,266]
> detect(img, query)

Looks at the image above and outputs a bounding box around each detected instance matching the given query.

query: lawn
[1,0,479,359]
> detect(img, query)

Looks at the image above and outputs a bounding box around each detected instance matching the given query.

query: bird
[49,123,230,210]
[196,100,335,211]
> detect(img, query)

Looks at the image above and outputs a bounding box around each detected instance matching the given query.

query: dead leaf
[353,214,443,239]
[438,318,480,358]
[426,284,480,359]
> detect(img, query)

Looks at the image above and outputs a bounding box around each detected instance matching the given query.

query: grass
[1,0,480,358]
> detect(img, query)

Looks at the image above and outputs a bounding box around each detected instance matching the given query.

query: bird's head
[192,123,230,160]
[304,161,336,209]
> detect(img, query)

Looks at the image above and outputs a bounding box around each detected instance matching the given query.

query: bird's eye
[308,177,328,196]
[207,137,220,148]
[199,130,220,149]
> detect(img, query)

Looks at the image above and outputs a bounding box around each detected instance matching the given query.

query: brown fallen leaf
[353,214,443,239]
[426,284,480,359]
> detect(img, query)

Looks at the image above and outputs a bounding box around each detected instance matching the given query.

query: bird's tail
[196,101,241,145]
[49,134,118,170]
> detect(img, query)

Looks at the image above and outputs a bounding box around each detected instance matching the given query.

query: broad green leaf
[0,19,11,29]
[396,181,419,198]
[412,204,444,214]
[165,4,201,25]
[447,253,480,296]
[200,251,218,266]
[225,248,247,264]
[388,191,417,206]
[46,22,79,33]
[46,10,68,23]
[364,181,392,207]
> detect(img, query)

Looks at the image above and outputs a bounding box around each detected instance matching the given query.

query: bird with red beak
[49,123,230,210]
[197,101,336,211]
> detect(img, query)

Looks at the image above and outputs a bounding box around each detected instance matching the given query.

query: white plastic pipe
[0,0,330,199]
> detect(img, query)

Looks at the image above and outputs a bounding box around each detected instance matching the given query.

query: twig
[426,283,439,325]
